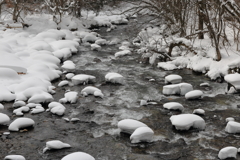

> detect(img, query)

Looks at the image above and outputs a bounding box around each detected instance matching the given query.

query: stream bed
[1,16,240,160]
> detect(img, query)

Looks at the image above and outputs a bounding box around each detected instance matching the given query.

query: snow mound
[13,101,26,108]
[185,90,203,100]
[163,102,184,111]
[91,44,101,51]
[53,48,72,60]
[71,74,96,85]
[0,113,10,125]
[0,103,4,110]
[95,39,108,45]
[226,117,235,122]
[4,155,26,160]
[165,74,182,84]
[61,60,76,71]
[50,40,79,53]
[130,126,154,143]
[224,73,240,91]
[170,114,205,130]
[61,152,95,160]
[158,62,177,70]
[47,102,66,116]
[218,146,237,160]
[13,106,30,116]
[30,105,45,114]
[0,84,16,102]
[43,140,71,153]
[8,117,35,131]
[193,109,205,115]
[162,83,193,96]
[118,119,148,134]
[59,91,78,104]
[58,80,69,87]
[81,86,103,98]
[66,73,75,79]
[225,121,240,133]
[115,50,131,58]
[105,72,124,84]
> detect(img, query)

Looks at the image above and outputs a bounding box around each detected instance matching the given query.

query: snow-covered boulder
[61,60,76,71]
[200,82,210,87]
[30,105,45,114]
[50,40,79,53]
[43,140,71,153]
[59,91,78,104]
[0,113,10,125]
[71,74,96,85]
[61,152,95,160]
[165,74,182,84]
[58,80,69,87]
[91,44,101,51]
[13,101,26,108]
[225,121,240,133]
[163,102,184,111]
[95,39,108,45]
[170,114,205,130]
[105,72,124,84]
[66,73,75,79]
[8,117,35,131]
[185,90,203,100]
[130,126,154,143]
[218,146,237,160]
[118,119,148,134]
[193,109,205,115]
[226,117,235,122]
[115,50,131,58]
[13,106,30,116]
[0,84,16,102]
[0,103,4,110]
[81,86,103,98]
[52,48,72,60]
[163,83,193,96]
[224,73,240,91]
[47,102,66,116]
[4,155,26,160]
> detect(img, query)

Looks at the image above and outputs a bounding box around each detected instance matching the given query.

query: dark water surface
[1,16,240,160]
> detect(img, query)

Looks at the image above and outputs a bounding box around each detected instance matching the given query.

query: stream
[1,16,240,160]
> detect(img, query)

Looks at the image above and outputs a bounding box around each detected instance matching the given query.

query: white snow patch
[43,140,71,153]
[8,117,35,131]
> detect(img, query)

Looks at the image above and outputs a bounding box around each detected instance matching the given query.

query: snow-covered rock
[0,113,10,125]
[58,80,69,87]
[4,155,26,160]
[193,109,205,115]
[218,146,237,160]
[13,101,26,108]
[185,90,203,100]
[61,152,95,160]
[30,105,45,114]
[0,84,16,102]
[81,86,103,98]
[105,72,124,84]
[8,117,35,131]
[59,91,78,104]
[162,83,193,96]
[224,73,240,91]
[47,102,66,116]
[225,121,240,133]
[13,106,30,116]
[118,119,148,134]
[226,117,235,122]
[50,40,79,53]
[170,114,205,130]
[130,126,154,143]
[71,74,96,85]
[52,48,72,60]
[61,60,76,71]
[91,44,101,51]
[43,140,71,153]
[163,102,184,111]
[66,73,75,79]
[200,82,210,87]
[165,74,182,84]
[0,103,4,110]
[95,39,108,45]
[115,50,131,58]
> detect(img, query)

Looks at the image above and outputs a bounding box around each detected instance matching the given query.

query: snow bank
[218,146,237,160]
[163,102,184,111]
[130,126,154,143]
[8,117,35,131]
[61,152,95,160]
[170,114,206,130]
[118,119,147,134]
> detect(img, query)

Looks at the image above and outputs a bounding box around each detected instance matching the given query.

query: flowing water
[1,16,240,160]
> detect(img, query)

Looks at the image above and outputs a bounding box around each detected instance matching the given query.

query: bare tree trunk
[198,0,204,39]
